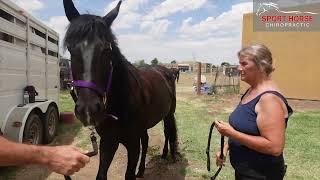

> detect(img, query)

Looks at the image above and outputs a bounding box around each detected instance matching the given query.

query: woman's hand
[215,150,227,167]
[214,120,235,137]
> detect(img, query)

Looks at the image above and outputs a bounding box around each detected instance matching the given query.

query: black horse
[63,0,178,179]
[171,68,180,83]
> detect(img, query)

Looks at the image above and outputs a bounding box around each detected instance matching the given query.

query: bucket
[60,112,76,124]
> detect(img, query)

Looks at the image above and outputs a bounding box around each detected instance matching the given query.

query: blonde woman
[215,44,293,180]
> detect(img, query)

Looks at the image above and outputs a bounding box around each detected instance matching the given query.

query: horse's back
[129,65,176,128]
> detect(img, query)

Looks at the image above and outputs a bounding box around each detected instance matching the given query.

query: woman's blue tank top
[228,90,293,167]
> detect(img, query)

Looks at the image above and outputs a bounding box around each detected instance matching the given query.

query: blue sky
[11,0,255,65]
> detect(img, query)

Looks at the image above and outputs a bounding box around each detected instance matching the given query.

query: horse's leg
[163,113,178,161]
[123,137,140,180]
[96,137,119,180]
[176,70,179,83]
[161,126,169,159]
[136,130,149,178]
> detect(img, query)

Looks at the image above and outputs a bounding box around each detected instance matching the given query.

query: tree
[221,62,230,66]
[151,58,159,65]
[171,60,177,64]
[133,59,147,67]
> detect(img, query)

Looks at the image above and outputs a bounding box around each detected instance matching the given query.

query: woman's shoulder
[259,89,286,102]
[257,90,290,116]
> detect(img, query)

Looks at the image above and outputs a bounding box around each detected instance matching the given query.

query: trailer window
[48,36,58,45]
[15,18,26,29]
[0,32,14,43]
[0,9,14,23]
[31,27,46,39]
[48,50,58,58]
[41,47,46,55]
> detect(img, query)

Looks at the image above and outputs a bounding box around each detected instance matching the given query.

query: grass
[58,90,96,150]
[285,112,320,180]
[175,98,234,179]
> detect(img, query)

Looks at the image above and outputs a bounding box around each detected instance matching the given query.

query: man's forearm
[0,136,49,166]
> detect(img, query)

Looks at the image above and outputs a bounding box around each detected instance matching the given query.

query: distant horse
[63,0,178,179]
[170,68,180,83]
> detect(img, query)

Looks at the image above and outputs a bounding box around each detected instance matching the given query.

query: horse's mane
[63,14,116,48]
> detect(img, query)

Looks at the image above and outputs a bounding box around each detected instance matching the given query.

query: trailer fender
[1,100,56,143]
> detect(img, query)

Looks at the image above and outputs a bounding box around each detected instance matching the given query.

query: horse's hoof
[136,171,144,178]
[161,154,167,159]
[136,175,144,179]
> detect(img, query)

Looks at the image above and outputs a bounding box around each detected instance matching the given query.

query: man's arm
[0,136,90,175]
[0,136,53,166]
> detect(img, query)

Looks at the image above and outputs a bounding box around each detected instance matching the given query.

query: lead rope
[64,91,99,180]
[206,122,225,180]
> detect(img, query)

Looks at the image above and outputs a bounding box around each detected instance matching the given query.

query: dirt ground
[1,72,320,180]
[1,126,187,180]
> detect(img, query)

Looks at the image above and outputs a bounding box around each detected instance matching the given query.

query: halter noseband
[72,66,113,97]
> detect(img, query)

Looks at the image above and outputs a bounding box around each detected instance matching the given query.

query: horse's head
[63,0,122,126]
[256,2,279,17]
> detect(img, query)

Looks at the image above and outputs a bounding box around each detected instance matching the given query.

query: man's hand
[44,146,90,175]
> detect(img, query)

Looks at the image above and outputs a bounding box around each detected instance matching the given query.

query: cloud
[45,16,70,57]
[140,19,172,37]
[117,33,241,64]
[144,0,207,20]
[114,2,253,64]
[11,0,44,14]
[104,0,148,30]
[179,2,253,39]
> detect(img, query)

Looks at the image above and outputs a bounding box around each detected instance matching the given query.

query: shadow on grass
[143,152,189,180]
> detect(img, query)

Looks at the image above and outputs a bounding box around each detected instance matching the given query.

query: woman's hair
[238,44,275,75]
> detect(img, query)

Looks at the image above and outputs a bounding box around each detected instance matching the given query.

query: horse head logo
[256,2,318,17]
[256,2,280,17]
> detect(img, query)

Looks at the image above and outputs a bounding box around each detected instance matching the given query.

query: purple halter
[72,66,113,97]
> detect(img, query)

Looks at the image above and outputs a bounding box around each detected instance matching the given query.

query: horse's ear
[63,0,80,22]
[103,0,122,26]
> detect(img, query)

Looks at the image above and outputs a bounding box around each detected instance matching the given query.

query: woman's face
[238,55,260,83]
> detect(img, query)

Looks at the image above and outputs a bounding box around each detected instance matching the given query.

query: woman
[214,44,293,180]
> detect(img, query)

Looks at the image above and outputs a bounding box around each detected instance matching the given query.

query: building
[242,9,320,100]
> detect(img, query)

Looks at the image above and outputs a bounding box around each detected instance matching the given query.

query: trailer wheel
[44,106,59,143]
[23,113,43,145]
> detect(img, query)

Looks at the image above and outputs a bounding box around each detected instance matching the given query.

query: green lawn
[58,90,93,150]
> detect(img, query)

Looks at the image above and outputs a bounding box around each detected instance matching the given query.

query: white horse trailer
[0,0,60,144]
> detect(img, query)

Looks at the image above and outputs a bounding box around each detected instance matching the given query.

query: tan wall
[241,13,320,100]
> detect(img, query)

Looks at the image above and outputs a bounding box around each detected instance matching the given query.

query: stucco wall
[241,13,320,100]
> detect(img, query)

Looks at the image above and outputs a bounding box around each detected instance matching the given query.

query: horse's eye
[67,46,73,52]
[67,44,77,52]
[104,42,112,51]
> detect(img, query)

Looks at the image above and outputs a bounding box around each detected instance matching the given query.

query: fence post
[197,62,201,95]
